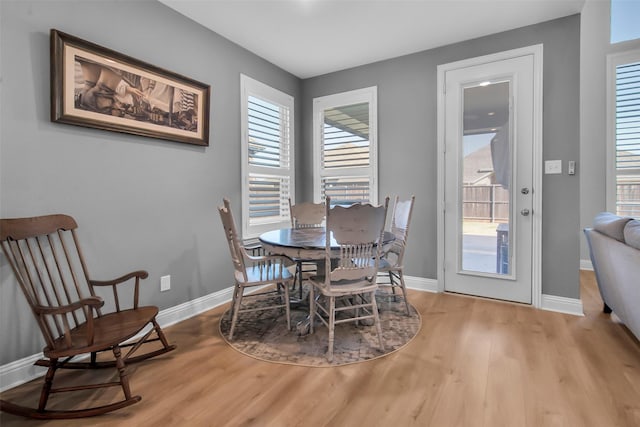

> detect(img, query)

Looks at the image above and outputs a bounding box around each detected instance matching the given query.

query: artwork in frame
[50,29,210,146]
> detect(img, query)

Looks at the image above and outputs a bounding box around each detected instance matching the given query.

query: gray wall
[301,15,581,298]
[0,0,301,365]
[579,0,640,261]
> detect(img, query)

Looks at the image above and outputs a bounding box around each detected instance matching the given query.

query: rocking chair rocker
[0,214,176,419]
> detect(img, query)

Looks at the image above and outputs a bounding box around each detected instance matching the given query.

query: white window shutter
[241,75,295,237]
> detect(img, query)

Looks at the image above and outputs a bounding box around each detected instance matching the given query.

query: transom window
[313,87,378,206]
[610,0,640,44]
[240,75,294,237]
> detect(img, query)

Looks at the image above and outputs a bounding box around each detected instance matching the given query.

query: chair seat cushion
[378,257,400,271]
[236,262,294,285]
[46,306,159,358]
[309,275,376,296]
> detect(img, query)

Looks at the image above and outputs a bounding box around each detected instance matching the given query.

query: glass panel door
[460,81,513,276]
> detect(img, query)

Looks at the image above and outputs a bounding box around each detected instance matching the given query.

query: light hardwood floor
[1,271,639,426]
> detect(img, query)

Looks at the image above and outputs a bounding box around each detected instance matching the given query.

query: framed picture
[50,29,210,146]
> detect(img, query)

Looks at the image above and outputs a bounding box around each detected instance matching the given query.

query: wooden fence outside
[463,185,509,223]
[465,183,640,221]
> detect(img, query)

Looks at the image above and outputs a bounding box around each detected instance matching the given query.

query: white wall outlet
[160,275,171,292]
[544,160,562,175]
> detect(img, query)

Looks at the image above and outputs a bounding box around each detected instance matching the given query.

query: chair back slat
[289,199,325,229]
[324,197,389,283]
[37,235,81,329]
[386,195,415,264]
[218,198,248,281]
[1,215,92,350]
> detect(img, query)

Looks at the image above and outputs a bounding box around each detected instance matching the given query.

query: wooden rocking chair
[0,214,176,419]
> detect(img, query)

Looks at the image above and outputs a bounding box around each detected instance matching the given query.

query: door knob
[520,209,530,216]
[521,187,530,195]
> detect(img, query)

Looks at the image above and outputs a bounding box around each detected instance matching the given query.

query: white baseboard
[0,286,235,393]
[155,287,234,328]
[541,293,584,316]
[405,275,439,293]
[404,276,584,316]
[0,353,47,394]
[580,259,593,271]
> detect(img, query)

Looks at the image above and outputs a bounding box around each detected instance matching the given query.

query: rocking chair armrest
[89,270,149,287]
[32,296,105,316]
[34,297,104,348]
[89,270,148,311]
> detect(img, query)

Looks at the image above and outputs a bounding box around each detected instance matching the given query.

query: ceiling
[159,0,585,79]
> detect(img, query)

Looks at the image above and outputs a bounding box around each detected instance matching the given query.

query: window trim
[606,49,640,215]
[240,74,295,238]
[312,86,378,205]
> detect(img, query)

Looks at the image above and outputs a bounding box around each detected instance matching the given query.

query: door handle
[520,209,530,216]
[521,187,530,195]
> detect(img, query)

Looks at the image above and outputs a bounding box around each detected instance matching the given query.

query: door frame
[436,44,543,308]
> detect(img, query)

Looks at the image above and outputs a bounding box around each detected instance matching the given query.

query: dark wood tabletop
[259,227,394,260]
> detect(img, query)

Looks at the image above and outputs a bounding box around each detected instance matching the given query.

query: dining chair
[378,195,415,315]
[288,199,326,229]
[218,198,294,340]
[288,199,326,300]
[0,214,176,419]
[308,196,389,362]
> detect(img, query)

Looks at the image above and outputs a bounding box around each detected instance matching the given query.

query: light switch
[568,161,576,175]
[544,160,562,175]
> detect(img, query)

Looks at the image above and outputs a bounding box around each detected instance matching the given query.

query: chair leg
[309,285,315,334]
[112,345,133,400]
[397,270,411,316]
[297,261,304,300]
[327,296,335,363]
[229,286,244,340]
[371,291,385,352]
[283,282,291,331]
[229,283,240,322]
[37,358,57,412]
[389,271,397,298]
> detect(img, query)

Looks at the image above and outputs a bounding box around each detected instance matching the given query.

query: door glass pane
[460,81,512,275]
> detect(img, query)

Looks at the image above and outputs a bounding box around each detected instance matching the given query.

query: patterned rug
[219,286,421,367]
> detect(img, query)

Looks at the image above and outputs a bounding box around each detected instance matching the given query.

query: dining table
[259,226,396,333]
[258,227,396,261]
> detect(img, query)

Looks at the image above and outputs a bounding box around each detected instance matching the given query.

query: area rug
[219,287,421,367]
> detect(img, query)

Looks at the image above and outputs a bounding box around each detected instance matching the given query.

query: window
[607,50,640,217]
[313,87,378,206]
[610,0,640,44]
[240,75,294,238]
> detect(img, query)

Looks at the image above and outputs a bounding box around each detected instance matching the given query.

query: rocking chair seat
[46,306,159,358]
